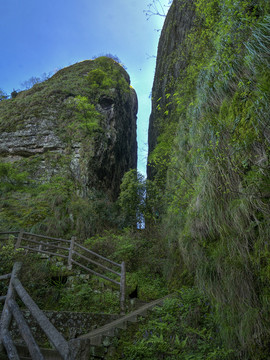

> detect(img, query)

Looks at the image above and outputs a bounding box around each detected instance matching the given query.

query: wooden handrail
[22,232,71,244]
[120,262,126,314]
[21,237,70,251]
[1,329,19,359]
[71,259,120,286]
[0,273,11,281]
[21,245,68,259]
[0,231,19,235]
[72,250,121,276]
[8,298,45,360]
[0,262,22,354]
[1,230,126,312]
[68,236,75,269]
[75,242,121,267]
[12,276,70,359]
[0,262,73,359]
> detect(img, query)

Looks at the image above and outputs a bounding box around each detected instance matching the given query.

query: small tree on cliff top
[118,170,145,229]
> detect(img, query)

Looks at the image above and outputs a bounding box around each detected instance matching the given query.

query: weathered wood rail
[0,262,71,359]
[0,230,126,313]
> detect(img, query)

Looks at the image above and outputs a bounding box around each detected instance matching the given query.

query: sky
[0,0,169,175]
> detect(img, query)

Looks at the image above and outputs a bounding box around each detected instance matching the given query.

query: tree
[118,170,145,229]
[67,95,102,136]
[20,72,52,90]
[11,89,18,98]
[118,170,164,229]
[144,0,172,19]
[21,76,41,90]
[0,89,8,101]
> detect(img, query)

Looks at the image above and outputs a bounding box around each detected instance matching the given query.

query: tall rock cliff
[0,57,137,237]
[148,0,270,357]
[148,0,195,180]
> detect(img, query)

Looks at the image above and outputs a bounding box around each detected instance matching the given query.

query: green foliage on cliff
[118,169,165,228]
[0,161,118,238]
[149,0,270,357]
[0,89,8,101]
[86,58,129,93]
[0,228,168,314]
[0,56,135,238]
[118,170,145,228]
[0,57,129,133]
[110,290,232,360]
[67,95,102,137]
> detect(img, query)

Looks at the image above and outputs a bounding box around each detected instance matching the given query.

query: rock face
[0,57,137,200]
[147,0,195,179]
[0,119,63,157]
[147,0,270,356]
[0,57,137,236]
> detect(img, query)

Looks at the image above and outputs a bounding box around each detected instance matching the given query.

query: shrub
[110,288,233,359]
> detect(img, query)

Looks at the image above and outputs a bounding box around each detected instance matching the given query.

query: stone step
[0,344,62,360]
[79,294,172,347]
[1,295,172,359]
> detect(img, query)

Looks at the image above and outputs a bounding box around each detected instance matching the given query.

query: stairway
[0,295,171,360]
[79,294,172,359]
[0,345,61,360]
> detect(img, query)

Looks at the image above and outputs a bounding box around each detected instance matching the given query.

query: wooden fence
[0,230,126,313]
[0,262,88,359]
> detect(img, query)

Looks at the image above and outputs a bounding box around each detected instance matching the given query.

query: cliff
[147,0,195,180]
[0,57,137,237]
[148,0,270,357]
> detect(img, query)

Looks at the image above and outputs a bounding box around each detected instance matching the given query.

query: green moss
[0,56,134,237]
[0,57,130,133]
[149,0,270,357]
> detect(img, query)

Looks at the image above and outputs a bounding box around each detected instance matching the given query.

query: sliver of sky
[0,0,168,176]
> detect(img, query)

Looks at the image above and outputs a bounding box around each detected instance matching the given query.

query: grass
[148,0,270,357]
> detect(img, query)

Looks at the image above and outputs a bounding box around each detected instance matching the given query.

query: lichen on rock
[0,57,137,237]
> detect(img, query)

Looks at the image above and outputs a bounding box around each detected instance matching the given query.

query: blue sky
[0,0,168,175]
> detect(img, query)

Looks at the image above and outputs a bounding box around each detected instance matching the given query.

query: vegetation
[118,169,165,228]
[66,95,103,137]
[0,57,129,134]
[0,56,133,238]
[0,161,118,238]
[20,73,53,90]
[0,1,269,357]
[0,228,168,313]
[0,229,231,358]
[0,89,8,101]
[144,0,173,19]
[148,0,270,358]
[110,290,233,360]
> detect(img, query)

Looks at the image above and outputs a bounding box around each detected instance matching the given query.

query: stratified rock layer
[0,58,137,200]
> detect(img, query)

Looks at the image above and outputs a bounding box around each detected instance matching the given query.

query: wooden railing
[0,262,75,359]
[0,231,126,313]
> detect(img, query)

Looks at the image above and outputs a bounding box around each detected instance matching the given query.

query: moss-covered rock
[147,0,196,181]
[148,0,270,357]
[0,57,137,237]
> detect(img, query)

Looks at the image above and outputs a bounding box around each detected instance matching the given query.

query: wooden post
[38,243,43,256]
[0,262,22,352]
[38,244,42,251]
[120,261,126,315]
[1,329,20,360]
[8,298,44,360]
[68,236,76,270]
[15,229,24,250]
[12,277,70,359]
